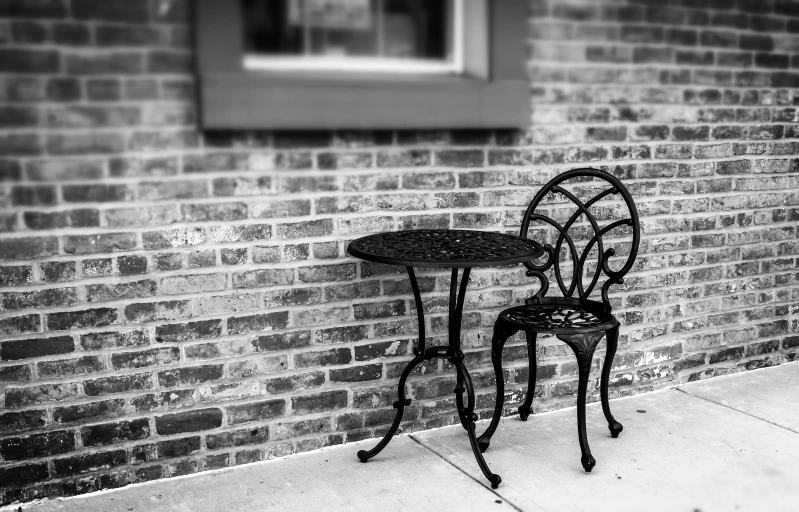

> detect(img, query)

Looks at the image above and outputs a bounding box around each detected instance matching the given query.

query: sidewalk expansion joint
[675,387,799,435]
[408,434,527,512]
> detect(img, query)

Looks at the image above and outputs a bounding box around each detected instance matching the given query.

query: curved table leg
[357,352,429,462]
[451,355,502,489]
[358,265,428,462]
[450,267,471,431]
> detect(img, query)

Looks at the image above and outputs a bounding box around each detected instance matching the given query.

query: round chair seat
[498,297,618,334]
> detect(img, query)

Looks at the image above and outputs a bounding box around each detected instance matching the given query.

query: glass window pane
[241,0,453,63]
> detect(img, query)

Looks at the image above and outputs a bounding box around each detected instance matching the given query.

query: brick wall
[1,0,799,504]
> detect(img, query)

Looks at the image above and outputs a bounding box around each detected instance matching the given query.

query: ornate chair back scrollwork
[521,168,640,313]
[475,168,641,474]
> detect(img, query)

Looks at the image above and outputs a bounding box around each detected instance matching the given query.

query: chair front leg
[518,331,537,421]
[476,320,517,454]
[601,325,623,438]
[558,331,605,473]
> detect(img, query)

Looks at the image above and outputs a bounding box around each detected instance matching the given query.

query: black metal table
[346,229,544,488]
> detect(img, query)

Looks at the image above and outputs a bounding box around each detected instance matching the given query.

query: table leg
[448,267,501,488]
[450,350,502,489]
[356,266,427,462]
[450,267,471,430]
[357,351,430,462]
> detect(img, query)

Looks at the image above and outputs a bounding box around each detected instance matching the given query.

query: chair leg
[476,321,517,454]
[558,332,604,473]
[518,331,537,421]
[601,325,623,438]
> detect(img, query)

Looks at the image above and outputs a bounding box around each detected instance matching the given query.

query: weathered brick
[181,202,247,222]
[291,390,348,415]
[227,311,289,335]
[83,372,154,396]
[105,201,176,226]
[294,348,352,369]
[313,325,369,345]
[143,228,206,250]
[226,400,285,425]
[82,258,113,277]
[276,219,334,239]
[0,314,41,336]
[52,450,127,478]
[38,355,107,378]
[206,426,268,450]
[124,300,191,323]
[47,308,117,331]
[158,365,224,388]
[155,320,222,343]
[81,418,150,447]
[40,261,74,283]
[0,430,75,461]
[63,233,136,255]
[353,300,406,320]
[86,279,156,303]
[1,335,74,361]
[0,463,50,487]
[329,364,382,383]
[159,273,226,295]
[155,409,222,435]
[131,436,200,465]
[221,248,247,265]
[297,264,355,283]
[53,399,126,425]
[0,410,47,435]
[263,287,322,308]
[130,389,195,413]
[0,363,33,383]
[5,382,80,407]
[0,237,58,261]
[233,269,293,289]
[252,331,311,352]
[2,287,78,310]
[264,371,325,394]
[355,340,410,361]
[111,347,179,370]
[184,339,248,361]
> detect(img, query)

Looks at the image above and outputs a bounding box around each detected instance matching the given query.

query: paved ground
[7,363,798,512]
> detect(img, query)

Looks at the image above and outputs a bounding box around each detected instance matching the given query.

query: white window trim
[243,0,466,75]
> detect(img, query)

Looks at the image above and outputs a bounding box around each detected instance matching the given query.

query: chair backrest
[519,168,640,313]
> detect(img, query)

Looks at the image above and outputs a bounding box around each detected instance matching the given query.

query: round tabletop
[346,229,544,268]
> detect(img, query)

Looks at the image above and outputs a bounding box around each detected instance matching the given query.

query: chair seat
[498,297,619,334]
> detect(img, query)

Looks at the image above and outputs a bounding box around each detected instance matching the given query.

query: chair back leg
[518,331,538,421]
[557,331,605,472]
[601,325,624,438]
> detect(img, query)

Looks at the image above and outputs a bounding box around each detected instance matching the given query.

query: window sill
[201,72,529,129]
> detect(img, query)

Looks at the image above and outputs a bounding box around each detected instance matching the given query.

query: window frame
[196,0,530,129]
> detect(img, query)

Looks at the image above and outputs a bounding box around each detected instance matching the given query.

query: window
[242,0,462,74]
[196,0,529,129]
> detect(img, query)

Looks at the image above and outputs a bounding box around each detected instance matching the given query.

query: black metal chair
[476,167,640,472]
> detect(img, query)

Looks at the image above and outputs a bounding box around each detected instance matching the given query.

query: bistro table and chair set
[346,168,641,488]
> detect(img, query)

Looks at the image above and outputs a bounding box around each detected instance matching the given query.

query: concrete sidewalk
[8,363,799,512]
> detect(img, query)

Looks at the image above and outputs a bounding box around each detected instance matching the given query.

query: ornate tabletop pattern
[347,229,543,268]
